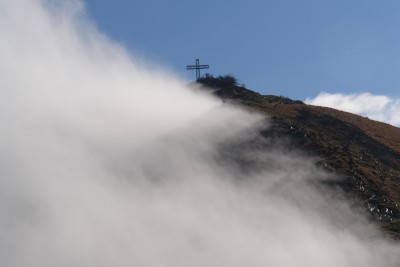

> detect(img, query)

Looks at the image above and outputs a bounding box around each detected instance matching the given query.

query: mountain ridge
[195,75,400,239]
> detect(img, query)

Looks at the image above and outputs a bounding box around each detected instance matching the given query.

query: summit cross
[186,59,209,80]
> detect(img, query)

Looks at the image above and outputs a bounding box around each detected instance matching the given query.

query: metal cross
[186,58,209,80]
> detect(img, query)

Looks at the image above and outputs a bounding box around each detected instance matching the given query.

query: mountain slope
[196,76,400,239]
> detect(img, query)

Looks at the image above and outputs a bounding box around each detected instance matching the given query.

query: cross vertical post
[195,59,200,80]
[186,58,209,80]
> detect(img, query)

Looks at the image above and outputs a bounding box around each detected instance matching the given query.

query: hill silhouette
[196,75,400,239]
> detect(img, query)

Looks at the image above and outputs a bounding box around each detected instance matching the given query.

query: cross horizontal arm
[186,65,209,70]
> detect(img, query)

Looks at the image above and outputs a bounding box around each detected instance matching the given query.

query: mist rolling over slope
[1,0,399,266]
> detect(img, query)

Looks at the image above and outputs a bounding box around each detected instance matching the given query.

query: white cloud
[0,0,399,266]
[305,92,400,126]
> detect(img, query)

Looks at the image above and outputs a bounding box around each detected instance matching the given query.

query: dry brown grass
[197,78,400,237]
[307,105,400,154]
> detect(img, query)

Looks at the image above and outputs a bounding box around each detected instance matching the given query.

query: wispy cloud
[305,92,400,126]
[0,0,399,266]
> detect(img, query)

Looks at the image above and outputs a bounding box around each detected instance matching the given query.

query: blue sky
[84,0,400,100]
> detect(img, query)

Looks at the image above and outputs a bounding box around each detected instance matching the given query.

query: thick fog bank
[0,0,399,266]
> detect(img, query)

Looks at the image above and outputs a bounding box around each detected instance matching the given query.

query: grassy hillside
[196,75,400,239]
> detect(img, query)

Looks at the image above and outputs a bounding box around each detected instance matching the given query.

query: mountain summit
[196,75,400,239]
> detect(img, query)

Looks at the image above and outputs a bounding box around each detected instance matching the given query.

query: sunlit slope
[197,76,400,238]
